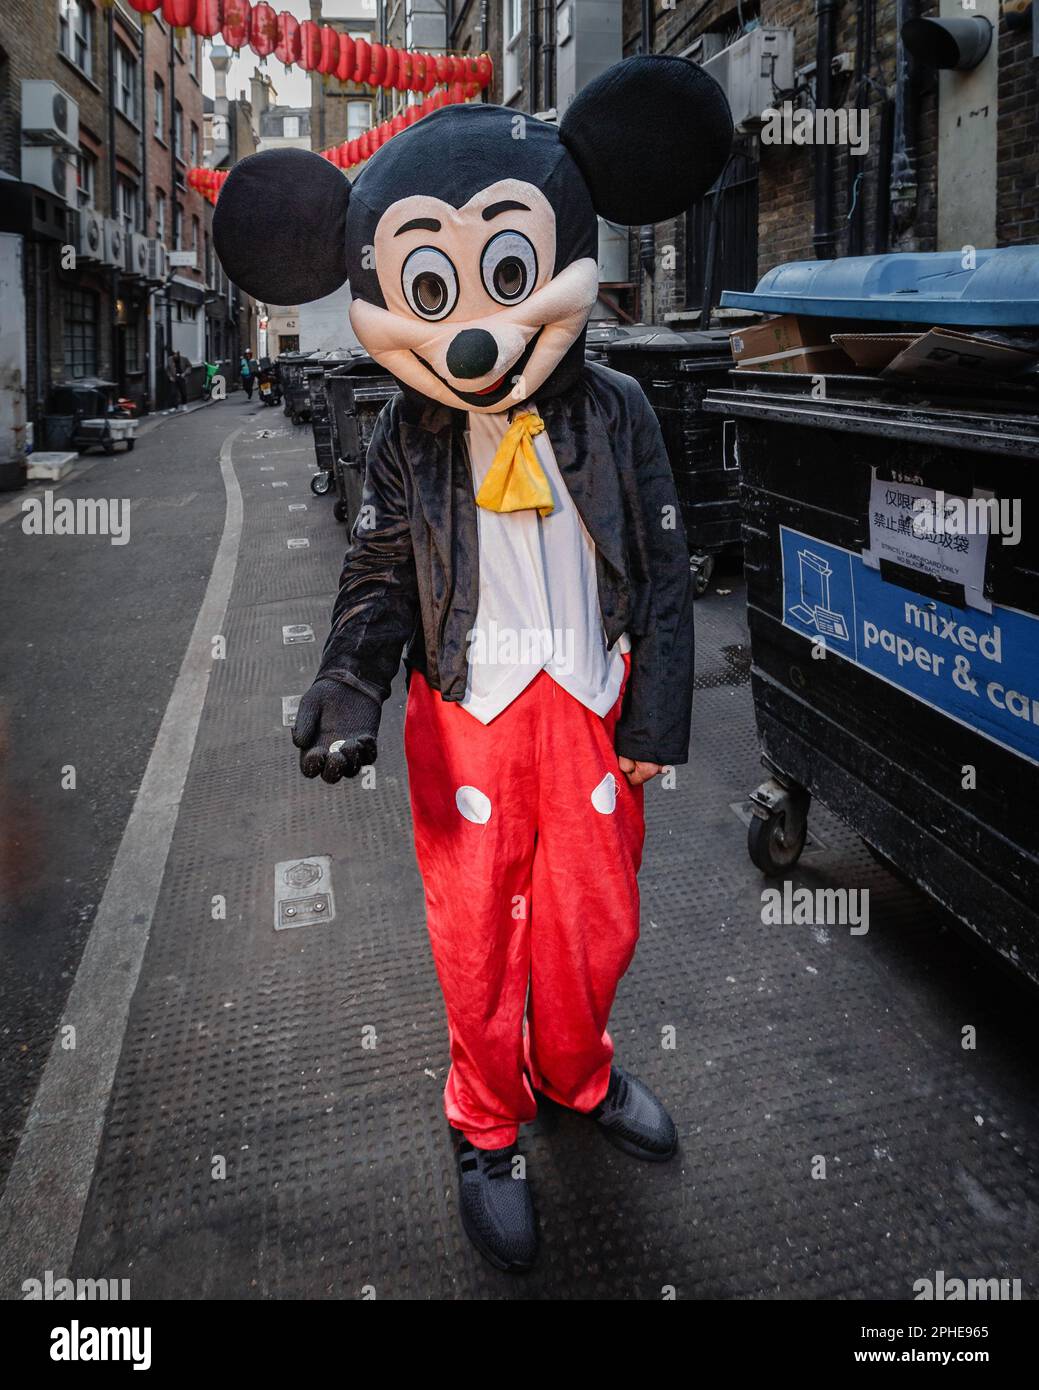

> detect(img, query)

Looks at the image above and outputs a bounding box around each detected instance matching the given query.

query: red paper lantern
[358,131,371,160]
[275,12,300,67]
[383,46,397,88]
[390,113,405,135]
[464,81,480,99]
[412,54,426,91]
[250,3,276,57]
[450,82,464,106]
[401,52,414,90]
[475,53,492,87]
[434,54,450,84]
[191,0,221,38]
[162,0,194,26]
[353,37,371,84]
[369,43,387,86]
[128,0,163,16]
[319,25,338,75]
[405,104,421,126]
[221,0,250,50]
[299,20,320,70]
[336,33,355,83]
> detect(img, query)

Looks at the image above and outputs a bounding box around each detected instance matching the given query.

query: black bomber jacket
[316,361,695,766]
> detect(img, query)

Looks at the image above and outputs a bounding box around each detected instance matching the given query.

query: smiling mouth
[414,327,545,408]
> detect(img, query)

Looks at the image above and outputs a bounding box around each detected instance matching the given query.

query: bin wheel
[103,439,116,455]
[691,553,715,598]
[292,411,304,426]
[332,499,349,523]
[125,439,135,452]
[310,470,332,496]
[748,809,807,876]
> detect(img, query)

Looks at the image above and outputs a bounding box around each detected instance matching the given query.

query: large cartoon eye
[401,247,458,320]
[481,231,537,305]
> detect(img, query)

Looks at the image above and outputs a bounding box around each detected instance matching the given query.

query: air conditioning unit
[702,27,795,133]
[20,144,75,204]
[21,80,79,150]
[126,231,149,278]
[74,206,103,261]
[146,238,169,283]
[102,218,125,269]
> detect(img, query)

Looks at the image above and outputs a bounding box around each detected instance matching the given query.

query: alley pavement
[1,397,1038,1300]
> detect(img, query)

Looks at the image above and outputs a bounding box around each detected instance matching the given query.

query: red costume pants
[404,660,645,1149]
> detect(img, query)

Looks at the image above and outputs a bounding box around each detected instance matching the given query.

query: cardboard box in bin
[833,327,1039,383]
[730,314,854,374]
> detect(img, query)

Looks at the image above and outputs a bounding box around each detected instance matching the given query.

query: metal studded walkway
[6,412,1039,1300]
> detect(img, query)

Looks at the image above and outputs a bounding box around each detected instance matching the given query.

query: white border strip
[0,422,247,1294]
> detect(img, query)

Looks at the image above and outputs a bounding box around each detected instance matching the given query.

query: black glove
[291,678,381,784]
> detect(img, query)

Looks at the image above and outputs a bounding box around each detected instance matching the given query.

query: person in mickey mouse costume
[215,54,732,1274]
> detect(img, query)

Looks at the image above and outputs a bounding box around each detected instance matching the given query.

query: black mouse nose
[446,329,499,380]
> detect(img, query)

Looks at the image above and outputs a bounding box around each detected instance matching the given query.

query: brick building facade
[453,0,1036,326]
[0,1,218,424]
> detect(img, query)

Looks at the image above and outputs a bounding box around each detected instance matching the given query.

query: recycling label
[780,525,1039,765]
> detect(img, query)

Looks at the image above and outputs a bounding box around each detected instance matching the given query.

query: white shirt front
[460,402,628,725]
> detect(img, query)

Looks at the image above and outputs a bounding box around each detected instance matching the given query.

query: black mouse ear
[559,54,733,226]
[213,148,350,305]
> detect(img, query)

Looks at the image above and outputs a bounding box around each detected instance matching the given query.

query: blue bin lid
[720,247,1039,327]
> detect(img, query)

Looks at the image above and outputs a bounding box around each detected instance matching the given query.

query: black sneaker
[455,1136,538,1273]
[591,1066,678,1162]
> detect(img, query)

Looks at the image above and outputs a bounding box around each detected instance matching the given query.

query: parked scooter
[258,358,282,407]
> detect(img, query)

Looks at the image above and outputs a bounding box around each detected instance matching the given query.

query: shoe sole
[599,1126,679,1163]
[459,1207,537,1274]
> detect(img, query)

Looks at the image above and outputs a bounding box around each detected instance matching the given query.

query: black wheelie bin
[706,247,1039,985]
[606,328,741,595]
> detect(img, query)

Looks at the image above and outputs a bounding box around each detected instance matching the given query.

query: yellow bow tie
[475,411,554,518]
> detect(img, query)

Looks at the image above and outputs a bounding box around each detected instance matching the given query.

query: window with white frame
[173,100,183,159]
[58,1,93,77]
[115,40,138,122]
[76,147,96,208]
[154,75,165,139]
[503,0,523,100]
[346,101,371,141]
[283,115,300,139]
[118,176,139,233]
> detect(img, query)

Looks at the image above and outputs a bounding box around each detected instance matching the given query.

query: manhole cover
[274,856,335,930]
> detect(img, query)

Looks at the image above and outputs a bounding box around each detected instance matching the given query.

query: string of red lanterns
[187,76,480,204]
[125,1,493,92]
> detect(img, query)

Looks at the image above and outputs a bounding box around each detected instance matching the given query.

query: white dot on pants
[455,785,492,824]
[590,772,618,815]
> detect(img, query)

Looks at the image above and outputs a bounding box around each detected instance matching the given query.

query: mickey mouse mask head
[214,55,732,413]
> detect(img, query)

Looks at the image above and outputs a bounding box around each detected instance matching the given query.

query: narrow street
[1,400,1036,1299]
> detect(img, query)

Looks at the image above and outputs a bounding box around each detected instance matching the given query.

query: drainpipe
[640,0,655,315]
[107,8,119,384]
[846,0,866,256]
[529,0,541,113]
[481,1,489,100]
[139,22,151,412]
[889,0,920,248]
[167,23,176,387]
[813,0,840,259]
[542,1,555,110]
